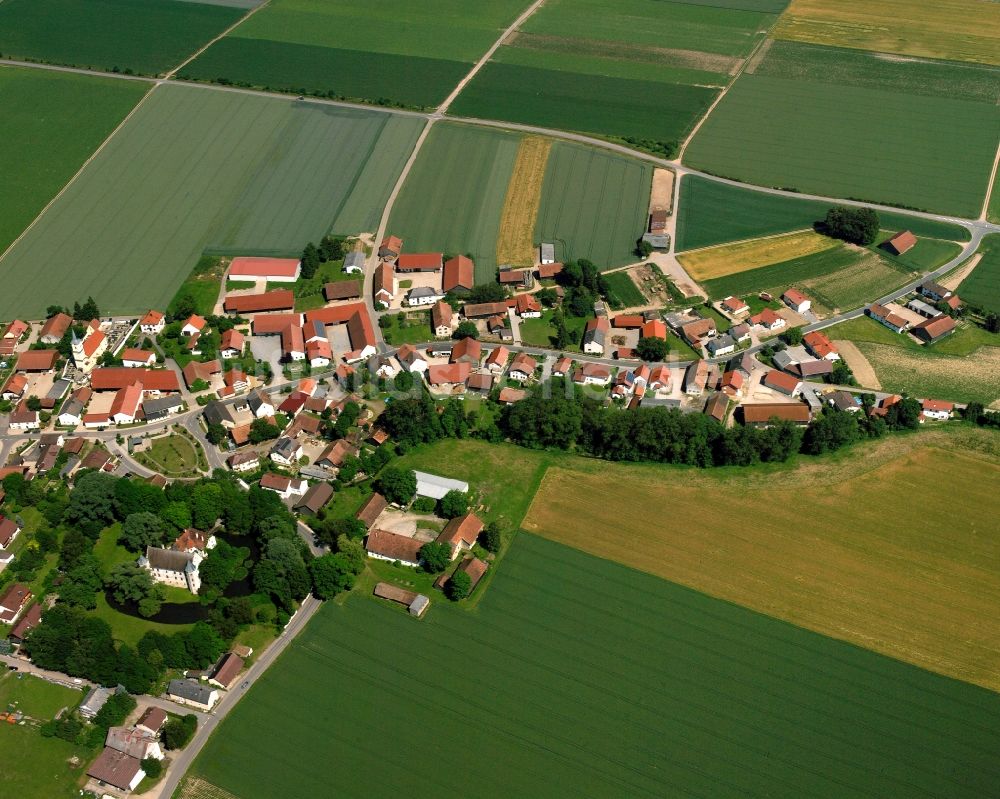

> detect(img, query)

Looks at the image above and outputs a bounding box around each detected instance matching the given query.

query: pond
[104,533,260,626]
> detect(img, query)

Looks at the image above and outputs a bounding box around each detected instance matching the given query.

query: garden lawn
[169,256,227,317]
[876,235,963,271]
[181,0,530,107]
[536,142,652,269]
[0,723,90,799]
[958,234,1000,314]
[0,67,147,258]
[92,592,196,648]
[388,123,521,283]
[134,433,206,477]
[674,174,971,252]
[0,84,423,319]
[379,313,433,346]
[0,0,247,75]
[684,72,1000,216]
[0,672,83,720]
[517,310,590,352]
[601,271,646,309]
[185,529,1000,798]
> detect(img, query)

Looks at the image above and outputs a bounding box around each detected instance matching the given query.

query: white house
[167,679,219,712]
[782,289,811,314]
[922,399,953,421]
[396,343,428,373]
[407,286,444,307]
[260,473,307,499]
[106,727,164,761]
[269,437,303,466]
[248,389,275,418]
[139,547,202,594]
[508,353,537,382]
[139,310,165,336]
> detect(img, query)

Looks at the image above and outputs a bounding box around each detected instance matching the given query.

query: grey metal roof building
[413,470,469,500]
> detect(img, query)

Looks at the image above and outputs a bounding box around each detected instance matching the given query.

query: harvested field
[679,230,837,280]
[179,778,241,799]
[389,123,521,283]
[0,85,423,318]
[523,428,1000,692]
[649,168,674,213]
[185,529,1000,798]
[535,141,652,269]
[496,137,551,267]
[834,339,881,389]
[773,0,1000,66]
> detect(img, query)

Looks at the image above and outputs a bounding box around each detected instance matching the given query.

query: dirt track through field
[941,252,982,291]
[496,136,551,266]
[834,339,881,389]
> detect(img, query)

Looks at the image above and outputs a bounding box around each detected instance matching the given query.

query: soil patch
[834,339,881,389]
[649,168,674,213]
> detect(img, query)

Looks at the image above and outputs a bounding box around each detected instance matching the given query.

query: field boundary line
[979,138,1000,221]
[677,33,772,161]
[435,0,546,115]
[164,0,271,80]
[0,82,159,266]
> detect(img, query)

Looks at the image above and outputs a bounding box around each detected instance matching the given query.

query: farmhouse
[706,334,736,357]
[680,317,716,347]
[304,303,377,362]
[269,437,302,466]
[509,353,537,382]
[537,262,563,280]
[721,370,744,398]
[922,399,954,420]
[135,707,167,736]
[224,290,294,314]
[324,280,362,301]
[39,312,72,344]
[0,583,31,623]
[484,346,509,374]
[167,679,219,711]
[228,451,259,473]
[552,357,572,378]
[582,316,610,355]
[913,315,956,343]
[9,602,42,646]
[783,289,811,314]
[209,652,245,689]
[885,230,917,255]
[108,382,144,425]
[750,308,785,332]
[228,257,301,283]
[683,360,709,395]
[431,300,453,337]
[919,281,952,302]
[356,493,388,529]
[514,293,541,318]
[803,331,839,360]
[463,301,508,319]
[436,514,483,559]
[397,343,428,373]
[426,361,470,387]
[499,268,532,289]
[8,403,40,431]
[573,362,612,386]
[87,747,145,793]
[443,255,475,293]
[260,473,307,499]
[140,546,201,594]
[721,296,749,316]
[1,373,26,401]
[397,253,443,272]
[407,286,445,307]
[121,348,156,368]
[366,529,422,568]
[220,328,245,358]
[16,348,58,373]
[106,726,163,761]
[343,251,366,274]
[316,439,357,471]
[0,517,20,549]
[648,364,671,391]
[182,360,221,390]
[181,315,207,337]
[867,303,909,333]
[379,235,403,261]
[740,403,811,427]
[139,310,165,335]
[764,370,802,397]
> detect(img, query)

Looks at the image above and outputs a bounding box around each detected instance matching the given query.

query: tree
[479,521,502,554]
[552,308,570,349]
[58,529,91,570]
[120,512,165,552]
[107,562,165,617]
[64,471,119,536]
[319,235,346,262]
[779,327,803,346]
[446,569,472,600]
[249,418,281,443]
[439,490,469,519]
[536,287,558,307]
[206,422,227,445]
[309,553,358,599]
[453,321,479,340]
[26,395,42,411]
[635,336,668,362]
[335,534,366,573]
[419,542,452,573]
[161,715,198,750]
[183,622,225,667]
[59,554,104,609]
[93,692,136,730]
[636,238,653,258]
[191,483,223,529]
[314,516,366,548]
[985,312,1000,334]
[377,467,417,506]
[159,501,192,531]
[565,286,594,318]
[300,242,320,279]
[466,283,508,304]
[167,290,198,322]
[142,758,163,779]
[822,206,879,245]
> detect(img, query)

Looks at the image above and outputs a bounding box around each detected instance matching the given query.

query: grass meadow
[0,85,422,318]
[684,43,1000,216]
[182,0,529,107]
[0,67,147,257]
[185,528,1000,798]
[0,0,246,75]
[523,427,1000,693]
[0,672,83,720]
[0,723,90,799]
[958,234,1000,314]
[674,175,971,252]
[535,142,652,269]
[388,123,522,283]
[601,271,646,308]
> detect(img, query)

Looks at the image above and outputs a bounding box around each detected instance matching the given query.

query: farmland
[388,124,521,283]
[496,136,552,267]
[773,0,1000,66]
[0,0,247,76]
[185,531,1000,798]
[684,43,1000,216]
[679,230,837,280]
[794,251,915,312]
[674,174,971,252]
[828,315,1000,405]
[0,67,148,257]
[601,271,646,309]
[0,85,423,319]
[181,0,530,107]
[524,427,1000,692]
[535,142,652,269]
[958,234,1000,314]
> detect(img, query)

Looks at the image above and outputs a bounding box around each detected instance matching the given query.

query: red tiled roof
[431,300,453,330]
[397,253,442,271]
[886,230,917,254]
[251,312,302,335]
[140,310,164,326]
[451,337,481,363]
[40,313,72,341]
[741,403,810,424]
[509,353,537,374]
[641,319,667,339]
[91,368,179,392]
[783,288,810,306]
[485,346,509,368]
[498,387,527,403]
[537,262,563,279]
[121,348,155,363]
[304,303,376,351]
[764,370,800,394]
[229,257,300,279]
[612,315,644,329]
[324,280,361,301]
[426,362,470,385]
[15,349,58,371]
[183,314,206,332]
[223,290,294,313]
[366,529,422,563]
[109,382,143,419]
[443,255,474,291]
[436,514,483,549]
[220,328,245,351]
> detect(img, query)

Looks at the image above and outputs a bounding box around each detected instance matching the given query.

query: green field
[0,67,147,258]
[875,235,962,272]
[518,310,591,352]
[0,723,89,799]
[186,533,1000,799]
[0,0,246,75]
[388,123,521,283]
[182,0,529,107]
[685,46,1000,216]
[0,673,82,720]
[675,175,971,251]
[0,84,423,318]
[535,142,652,269]
[958,234,1000,314]
[601,271,646,308]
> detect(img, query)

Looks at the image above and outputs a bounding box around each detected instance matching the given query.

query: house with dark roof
[87,747,145,793]
[356,493,388,529]
[0,583,31,624]
[294,482,334,515]
[139,547,201,594]
[167,679,219,711]
[9,602,42,645]
[913,315,956,343]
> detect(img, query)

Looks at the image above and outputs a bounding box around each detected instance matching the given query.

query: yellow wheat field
[496,136,551,267]
[678,229,837,280]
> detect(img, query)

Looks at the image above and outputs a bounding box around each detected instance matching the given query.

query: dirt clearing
[834,339,881,389]
[678,230,837,280]
[649,168,674,213]
[496,136,551,267]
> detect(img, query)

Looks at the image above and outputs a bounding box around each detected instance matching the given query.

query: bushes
[161,714,198,750]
